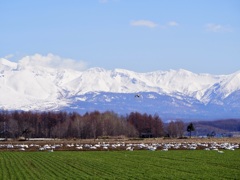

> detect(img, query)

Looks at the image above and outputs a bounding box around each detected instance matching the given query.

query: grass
[0,150,239,179]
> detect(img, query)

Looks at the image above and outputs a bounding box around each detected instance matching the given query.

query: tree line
[0,110,187,140]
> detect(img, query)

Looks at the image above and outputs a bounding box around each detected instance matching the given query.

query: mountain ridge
[0,58,240,120]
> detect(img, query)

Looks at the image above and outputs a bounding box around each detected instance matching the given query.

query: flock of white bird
[0,141,239,153]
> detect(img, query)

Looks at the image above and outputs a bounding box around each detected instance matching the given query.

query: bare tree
[167,121,178,138]
[175,120,185,137]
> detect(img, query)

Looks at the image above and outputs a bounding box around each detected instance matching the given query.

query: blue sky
[1,0,240,74]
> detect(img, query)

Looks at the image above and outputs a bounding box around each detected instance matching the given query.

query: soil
[1,137,240,146]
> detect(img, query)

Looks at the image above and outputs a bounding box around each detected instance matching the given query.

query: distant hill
[190,119,240,137]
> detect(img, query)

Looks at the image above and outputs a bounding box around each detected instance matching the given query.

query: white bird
[161,148,168,151]
[126,147,134,151]
[76,146,83,150]
[103,146,108,150]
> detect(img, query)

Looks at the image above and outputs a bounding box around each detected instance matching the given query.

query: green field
[0,150,239,179]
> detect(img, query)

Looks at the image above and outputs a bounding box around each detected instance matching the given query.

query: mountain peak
[87,67,107,72]
[0,58,18,71]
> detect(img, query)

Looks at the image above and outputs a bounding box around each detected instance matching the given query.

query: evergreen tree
[187,123,195,138]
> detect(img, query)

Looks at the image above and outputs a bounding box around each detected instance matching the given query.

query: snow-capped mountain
[1,57,240,120]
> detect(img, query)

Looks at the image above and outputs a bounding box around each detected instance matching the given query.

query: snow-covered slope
[0,58,239,119]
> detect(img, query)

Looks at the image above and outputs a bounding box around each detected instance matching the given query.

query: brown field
[1,137,239,146]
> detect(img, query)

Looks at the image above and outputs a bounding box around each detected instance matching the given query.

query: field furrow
[0,150,239,179]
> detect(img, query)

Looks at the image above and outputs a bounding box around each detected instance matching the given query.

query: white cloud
[130,20,158,28]
[167,21,179,27]
[18,53,87,71]
[4,54,14,59]
[205,23,232,32]
[130,20,179,29]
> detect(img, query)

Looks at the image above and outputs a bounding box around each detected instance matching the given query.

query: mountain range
[1,57,240,121]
